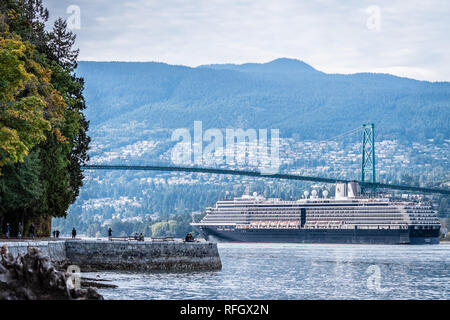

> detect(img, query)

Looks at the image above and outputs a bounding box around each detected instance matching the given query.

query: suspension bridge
[82,124,450,196]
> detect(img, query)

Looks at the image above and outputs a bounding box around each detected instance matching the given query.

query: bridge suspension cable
[82,165,450,195]
[323,126,361,142]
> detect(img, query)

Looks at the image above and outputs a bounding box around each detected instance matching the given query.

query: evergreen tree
[46,18,79,70]
[0,0,90,235]
[0,0,49,52]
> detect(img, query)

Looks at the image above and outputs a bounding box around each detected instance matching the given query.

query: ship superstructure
[192,182,440,244]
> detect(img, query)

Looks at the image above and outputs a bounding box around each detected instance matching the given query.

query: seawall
[0,240,67,262]
[0,240,222,272]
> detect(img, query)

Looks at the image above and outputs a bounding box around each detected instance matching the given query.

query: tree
[151,221,169,237]
[0,35,51,171]
[0,152,42,230]
[0,1,90,235]
[46,17,90,214]
[46,18,79,70]
[0,0,49,52]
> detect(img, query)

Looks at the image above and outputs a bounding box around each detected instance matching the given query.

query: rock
[81,280,118,289]
[0,245,103,300]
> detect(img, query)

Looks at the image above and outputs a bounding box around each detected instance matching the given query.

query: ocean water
[84,243,450,300]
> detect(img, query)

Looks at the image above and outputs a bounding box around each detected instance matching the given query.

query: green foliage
[151,221,169,237]
[46,18,79,70]
[0,36,51,169]
[0,1,90,235]
[0,152,42,213]
[77,60,450,143]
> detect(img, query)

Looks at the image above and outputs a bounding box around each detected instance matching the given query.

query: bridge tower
[361,123,376,193]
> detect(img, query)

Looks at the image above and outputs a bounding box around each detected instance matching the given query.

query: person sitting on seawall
[138,233,144,241]
[185,233,194,242]
[134,232,139,240]
[56,230,60,238]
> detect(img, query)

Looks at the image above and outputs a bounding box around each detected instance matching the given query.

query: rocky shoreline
[0,239,222,299]
[0,245,103,300]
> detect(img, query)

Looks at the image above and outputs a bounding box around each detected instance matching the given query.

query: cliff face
[0,245,102,300]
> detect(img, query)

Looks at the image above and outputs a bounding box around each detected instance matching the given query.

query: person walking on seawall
[56,230,60,238]
[17,222,23,239]
[29,223,36,240]
[72,227,77,239]
[5,223,10,239]
[108,227,112,240]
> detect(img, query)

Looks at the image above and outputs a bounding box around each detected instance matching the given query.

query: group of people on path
[52,230,61,238]
[52,228,77,239]
[2,222,34,239]
[106,227,196,242]
[134,232,145,241]
[3,224,197,242]
[2,222,78,240]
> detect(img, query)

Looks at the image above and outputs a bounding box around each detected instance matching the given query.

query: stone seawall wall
[0,241,67,262]
[65,240,222,271]
[0,240,222,272]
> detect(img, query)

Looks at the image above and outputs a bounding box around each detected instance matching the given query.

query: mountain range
[77,58,450,143]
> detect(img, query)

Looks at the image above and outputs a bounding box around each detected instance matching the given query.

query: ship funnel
[347,182,360,198]
[335,183,347,199]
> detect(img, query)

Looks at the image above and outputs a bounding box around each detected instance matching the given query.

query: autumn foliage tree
[0,36,51,169]
[0,0,90,236]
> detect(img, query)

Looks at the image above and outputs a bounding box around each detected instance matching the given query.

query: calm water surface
[85,243,450,300]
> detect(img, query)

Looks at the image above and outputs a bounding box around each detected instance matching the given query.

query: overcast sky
[43,0,450,81]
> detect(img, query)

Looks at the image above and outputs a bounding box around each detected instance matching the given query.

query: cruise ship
[192,182,440,244]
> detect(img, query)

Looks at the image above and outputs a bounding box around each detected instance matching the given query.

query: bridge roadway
[82,165,450,195]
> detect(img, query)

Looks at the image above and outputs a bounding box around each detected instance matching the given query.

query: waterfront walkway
[0,236,205,242]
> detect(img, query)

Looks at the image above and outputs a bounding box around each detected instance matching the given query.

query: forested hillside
[78,58,450,143]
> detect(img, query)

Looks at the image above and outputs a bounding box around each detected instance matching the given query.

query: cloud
[43,0,450,81]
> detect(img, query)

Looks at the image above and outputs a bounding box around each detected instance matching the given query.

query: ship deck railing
[232,224,411,230]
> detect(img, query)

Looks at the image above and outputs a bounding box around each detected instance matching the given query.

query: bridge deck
[82,165,449,195]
